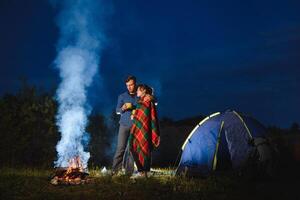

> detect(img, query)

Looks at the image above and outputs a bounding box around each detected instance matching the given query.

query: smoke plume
[52,0,106,169]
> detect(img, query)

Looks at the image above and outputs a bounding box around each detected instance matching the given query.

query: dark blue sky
[1,0,300,127]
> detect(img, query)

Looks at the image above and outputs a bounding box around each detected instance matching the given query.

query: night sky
[1,0,300,127]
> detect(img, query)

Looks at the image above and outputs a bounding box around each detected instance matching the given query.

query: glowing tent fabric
[176,110,267,177]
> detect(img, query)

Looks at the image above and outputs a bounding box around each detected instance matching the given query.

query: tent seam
[232,111,253,139]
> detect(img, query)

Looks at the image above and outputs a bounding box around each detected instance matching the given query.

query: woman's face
[137,87,146,97]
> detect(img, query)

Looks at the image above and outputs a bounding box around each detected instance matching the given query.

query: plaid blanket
[129,99,160,171]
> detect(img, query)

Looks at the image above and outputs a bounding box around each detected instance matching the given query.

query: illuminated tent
[176,110,272,177]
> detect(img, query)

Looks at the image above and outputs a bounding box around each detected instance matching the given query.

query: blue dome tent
[176,110,271,177]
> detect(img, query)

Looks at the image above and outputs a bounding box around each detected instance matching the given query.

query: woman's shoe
[130,172,146,179]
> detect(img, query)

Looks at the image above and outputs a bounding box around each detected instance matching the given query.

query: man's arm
[116,95,124,115]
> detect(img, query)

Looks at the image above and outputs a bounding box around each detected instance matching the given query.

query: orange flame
[63,156,84,180]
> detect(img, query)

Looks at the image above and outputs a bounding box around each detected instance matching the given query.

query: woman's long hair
[137,84,154,102]
[137,84,153,95]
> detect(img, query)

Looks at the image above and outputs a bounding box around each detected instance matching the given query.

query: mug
[125,103,132,109]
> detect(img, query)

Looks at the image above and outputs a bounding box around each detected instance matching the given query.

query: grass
[0,167,299,200]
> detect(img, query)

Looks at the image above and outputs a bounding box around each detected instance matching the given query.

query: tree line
[0,83,299,169]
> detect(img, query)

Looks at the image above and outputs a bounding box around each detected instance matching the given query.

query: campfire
[50,156,90,185]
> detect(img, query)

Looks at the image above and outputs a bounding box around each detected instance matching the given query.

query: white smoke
[52,0,106,169]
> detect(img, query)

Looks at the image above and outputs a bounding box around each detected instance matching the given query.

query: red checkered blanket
[129,98,160,170]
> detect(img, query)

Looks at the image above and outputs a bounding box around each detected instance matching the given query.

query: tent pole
[212,121,224,171]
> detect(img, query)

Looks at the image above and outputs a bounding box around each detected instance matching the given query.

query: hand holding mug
[121,103,132,111]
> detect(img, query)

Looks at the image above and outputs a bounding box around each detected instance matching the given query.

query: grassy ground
[0,167,299,200]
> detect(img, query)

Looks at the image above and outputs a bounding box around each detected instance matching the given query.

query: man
[112,75,138,174]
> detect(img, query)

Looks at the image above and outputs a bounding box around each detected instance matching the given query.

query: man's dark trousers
[112,125,134,173]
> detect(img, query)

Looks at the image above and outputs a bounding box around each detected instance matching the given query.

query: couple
[112,75,160,178]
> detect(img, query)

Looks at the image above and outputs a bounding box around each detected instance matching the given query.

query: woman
[129,84,160,178]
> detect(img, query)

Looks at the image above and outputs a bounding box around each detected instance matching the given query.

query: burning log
[50,157,91,185]
[50,167,90,185]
